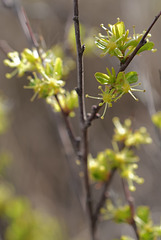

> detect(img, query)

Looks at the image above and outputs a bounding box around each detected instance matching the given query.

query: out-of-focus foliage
[46,90,78,117]
[105,203,161,240]
[0,96,9,134]
[113,117,152,147]
[67,23,96,55]
[0,97,65,240]
[152,111,161,129]
[0,183,65,240]
[88,117,152,191]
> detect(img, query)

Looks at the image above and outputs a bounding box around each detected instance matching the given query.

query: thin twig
[85,102,103,128]
[20,7,39,48]
[119,11,161,72]
[54,95,80,155]
[122,179,140,240]
[92,169,116,233]
[0,40,14,55]
[86,12,161,126]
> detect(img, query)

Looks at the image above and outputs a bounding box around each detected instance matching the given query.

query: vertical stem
[92,169,116,233]
[122,179,140,240]
[73,1,94,239]
[73,0,86,123]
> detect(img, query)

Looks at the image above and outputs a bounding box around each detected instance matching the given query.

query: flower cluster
[88,117,152,191]
[46,90,78,117]
[102,202,161,240]
[87,68,145,119]
[87,19,156,119]
[4,48,78,117]
[113,117,152,147]
[95,19,156,62]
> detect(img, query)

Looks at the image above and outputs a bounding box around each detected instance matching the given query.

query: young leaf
[114,48,124,58]
[137,41,154,54]
[54,57,63,79]
[125,72,138,84]
[95,72,110,84]
[136,206,150,224]
[112,21,125,38]
[123,39,138,51]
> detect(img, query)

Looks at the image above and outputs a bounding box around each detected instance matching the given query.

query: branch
[119,11,161,72]
[92,169,116,232]
[54,95,80,155]
[0,40,14,55]
[122,179,140,240]
[73,1,94,239]
[20,7,39,48]
[73,1,86,123]
[85,102,103,128]
[86,11,161,125]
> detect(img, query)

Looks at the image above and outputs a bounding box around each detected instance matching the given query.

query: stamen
[133,25,136,39]
[100,24,107,31]
[114,92,124,102]
[131,88,145,92]
[86,94,102,100]
[130,82,141,88]
[128,90,138,101]
[101,102,108,119]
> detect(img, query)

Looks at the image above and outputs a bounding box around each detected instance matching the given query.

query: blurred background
[0,0,161,239]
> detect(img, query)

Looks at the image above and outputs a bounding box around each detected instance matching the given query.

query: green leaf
[113,21,125,38]
[152,111,161,129]
[114,48,124,58]
[125,71,138,84]
[95,72,110,84]
[136,206,150,224]
[114,205,131,223]
[137,41,154,54]
[54,58,63,79]
[120,236,135,240]
[123,39,138,51]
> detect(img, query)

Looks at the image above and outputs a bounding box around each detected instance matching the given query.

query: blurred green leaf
[54,57,63,79]
[152,111,161,129]
[136,206,150,224]
[125,71,138,84]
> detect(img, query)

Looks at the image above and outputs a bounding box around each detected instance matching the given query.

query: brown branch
[73,1,95,239]
[85,102,103,128]
[73,1,86,123]
[0,40,14,55]
[92,169,116,233]
[54,95,80,155]
[122,179,140,240]
[86,11,161,126]
[119,11,161,72]
[20,7,39,48]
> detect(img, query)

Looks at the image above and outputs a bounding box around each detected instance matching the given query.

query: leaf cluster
[87,19,156,119]
[0,97,65,240]
[104,204,161,240]
[4,48,78,117]
[88,117,152,191]
[95,19,156,62]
